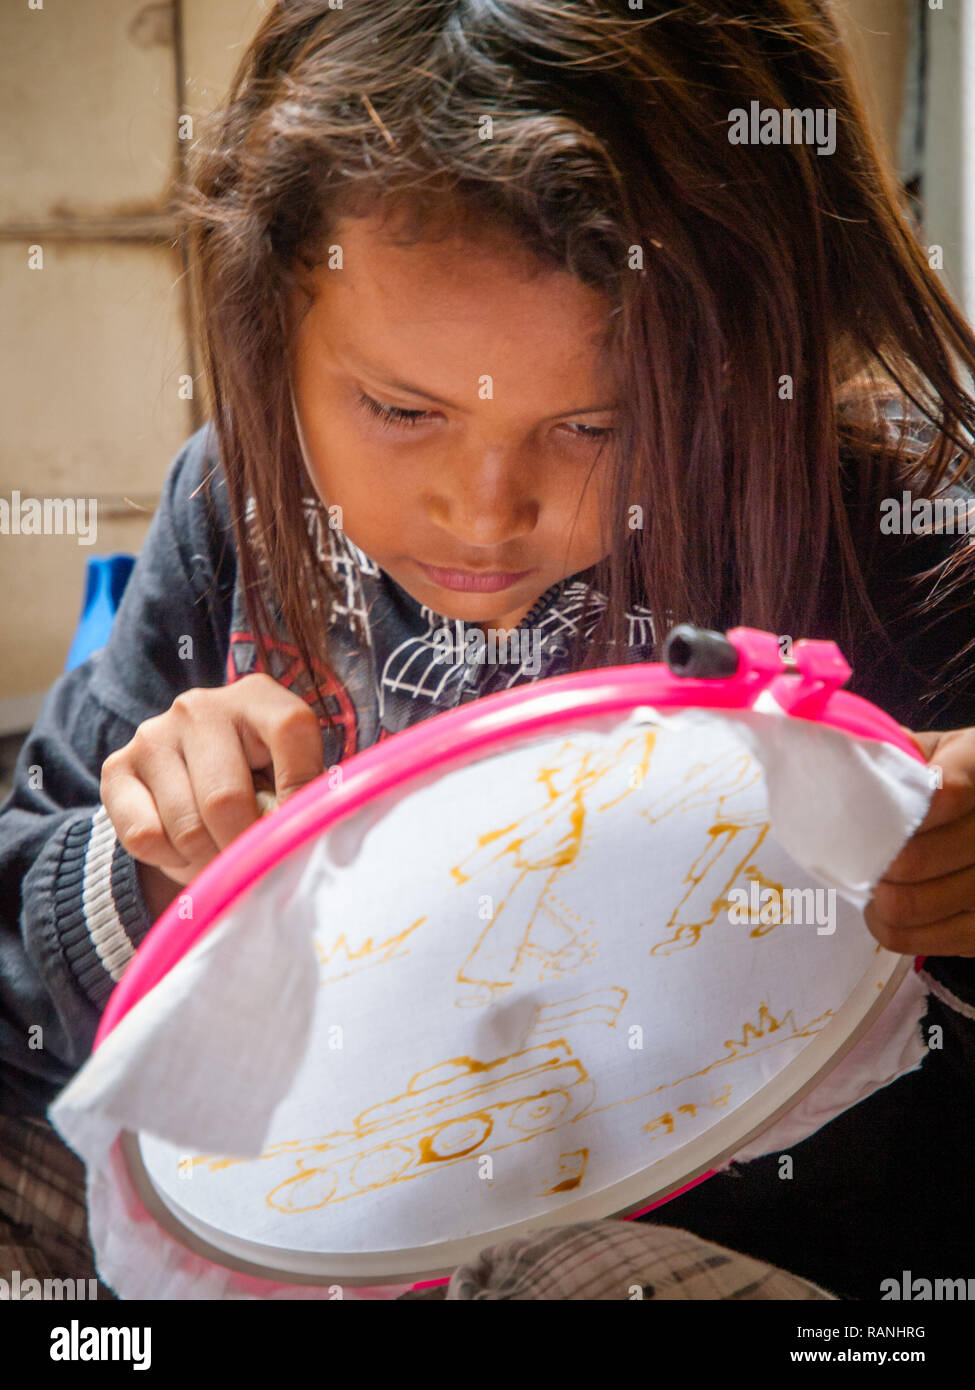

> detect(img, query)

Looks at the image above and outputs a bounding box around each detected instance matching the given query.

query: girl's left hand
[865,728,975,958]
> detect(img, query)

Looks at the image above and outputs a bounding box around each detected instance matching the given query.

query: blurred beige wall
[0,0,911,721]
[838,0,912,169]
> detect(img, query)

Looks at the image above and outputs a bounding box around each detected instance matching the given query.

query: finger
[908,730,975,834]
[896,727,948,836]
[178,719,261,849]
[870,861,975,929]
[863,901,975,958]
[882,807,975,885]
[135,742,222,871]
[233,682,324,802]
[899,725,939,762]
[101,763,191,876]
[916,785,975,836]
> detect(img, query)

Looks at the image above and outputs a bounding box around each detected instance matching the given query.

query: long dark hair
[179,0,975,726]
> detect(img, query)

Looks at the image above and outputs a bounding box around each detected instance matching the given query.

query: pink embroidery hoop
[97,627,926,1290]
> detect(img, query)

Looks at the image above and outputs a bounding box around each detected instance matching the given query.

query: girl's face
[289,213,617,632]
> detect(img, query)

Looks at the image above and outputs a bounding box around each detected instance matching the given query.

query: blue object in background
[65,554,136,671]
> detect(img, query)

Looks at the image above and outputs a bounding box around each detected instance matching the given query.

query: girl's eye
[562,422,614,443]
[356,390,432,428]
[356,388,614,442]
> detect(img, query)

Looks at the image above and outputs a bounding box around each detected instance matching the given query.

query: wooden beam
[0,215,178,244]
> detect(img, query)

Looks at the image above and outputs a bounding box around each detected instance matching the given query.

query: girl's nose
[426,445,539,546]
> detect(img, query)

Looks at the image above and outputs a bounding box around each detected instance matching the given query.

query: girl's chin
[407,583,540,630]
[423,594,538,630]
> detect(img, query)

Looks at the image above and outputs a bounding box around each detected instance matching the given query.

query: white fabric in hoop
[50,702,933,1298]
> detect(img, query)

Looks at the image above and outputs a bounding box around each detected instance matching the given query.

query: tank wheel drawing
[267,1165,339,1213]
[426,1114,493,1160]
[508,1089,572,1134]
[350,1144,415,1190]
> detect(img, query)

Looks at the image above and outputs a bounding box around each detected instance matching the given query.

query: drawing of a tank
[236,1042,596,1213]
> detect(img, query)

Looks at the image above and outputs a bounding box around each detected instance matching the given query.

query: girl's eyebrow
[355,363,463,409]
[347,353,616,418]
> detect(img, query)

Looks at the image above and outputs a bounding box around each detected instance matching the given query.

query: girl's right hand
[100,674,324,902]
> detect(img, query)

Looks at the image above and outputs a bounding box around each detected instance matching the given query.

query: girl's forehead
[298,214,614,358]
[324,212,585,293]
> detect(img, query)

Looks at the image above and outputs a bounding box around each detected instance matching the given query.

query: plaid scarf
[228,503,657,765]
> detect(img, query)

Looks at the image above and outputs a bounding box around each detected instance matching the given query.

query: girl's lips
[415,561,534,593]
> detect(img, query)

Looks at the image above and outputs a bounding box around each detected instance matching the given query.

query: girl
[3,0,975,1300]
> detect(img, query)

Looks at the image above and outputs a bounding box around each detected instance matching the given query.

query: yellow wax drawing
[315,916,427,984]
[449,731,655,1004]
[171,722,851,1232]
